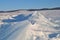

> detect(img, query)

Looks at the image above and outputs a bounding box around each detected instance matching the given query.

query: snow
[0,10,60,40]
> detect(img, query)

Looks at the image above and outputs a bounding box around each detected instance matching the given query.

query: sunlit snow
[0,10,60,40]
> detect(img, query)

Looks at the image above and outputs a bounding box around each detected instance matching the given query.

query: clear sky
[0,0,60,11]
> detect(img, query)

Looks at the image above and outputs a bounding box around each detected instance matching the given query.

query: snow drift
[0,10,60,40]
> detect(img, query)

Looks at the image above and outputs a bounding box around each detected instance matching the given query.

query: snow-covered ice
[0,10,60,40]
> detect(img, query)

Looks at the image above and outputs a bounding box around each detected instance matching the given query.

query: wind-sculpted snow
[2,13,32,22]
[0,10,60,40]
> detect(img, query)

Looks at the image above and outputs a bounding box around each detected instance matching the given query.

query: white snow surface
[0,11,60,40]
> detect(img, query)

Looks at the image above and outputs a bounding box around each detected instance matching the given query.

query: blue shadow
[49,33,58,38]
[2,14,32,23]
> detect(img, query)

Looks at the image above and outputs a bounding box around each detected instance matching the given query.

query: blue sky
[0,0,60,10]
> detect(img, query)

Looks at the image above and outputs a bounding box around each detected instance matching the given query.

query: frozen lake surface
[0,10,60,40]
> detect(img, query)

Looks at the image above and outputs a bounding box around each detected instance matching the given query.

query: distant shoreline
[0,7,60,13]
